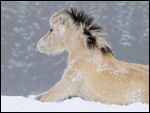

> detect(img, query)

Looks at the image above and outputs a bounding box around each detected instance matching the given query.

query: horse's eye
[49,28,53,32]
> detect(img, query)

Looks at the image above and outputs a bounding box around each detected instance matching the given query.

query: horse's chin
[39,50,61,56]
[37,43,65,56]
[36,48,50,55]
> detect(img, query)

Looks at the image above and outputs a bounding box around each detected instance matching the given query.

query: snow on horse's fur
[36,8,149,105]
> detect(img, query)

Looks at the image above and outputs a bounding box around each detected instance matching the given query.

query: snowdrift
[1,95,149,112]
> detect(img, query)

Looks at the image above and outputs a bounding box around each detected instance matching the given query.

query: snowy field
[1,95,149,112]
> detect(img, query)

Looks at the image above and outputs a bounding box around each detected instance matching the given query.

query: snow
[71,70,82,83]
[1,95,149,112]
[96,63,128,75]
[125,88,142,103]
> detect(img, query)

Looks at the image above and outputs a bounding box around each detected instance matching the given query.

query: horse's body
[65,52,149,104]
[36,8,149,105]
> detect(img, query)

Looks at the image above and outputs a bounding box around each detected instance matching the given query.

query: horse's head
[37,8,114,56]
[37,10,70,55]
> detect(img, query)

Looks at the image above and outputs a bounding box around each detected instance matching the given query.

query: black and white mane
[64,8,114,55]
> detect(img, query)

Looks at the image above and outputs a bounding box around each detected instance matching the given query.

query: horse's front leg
[36,79,74,102]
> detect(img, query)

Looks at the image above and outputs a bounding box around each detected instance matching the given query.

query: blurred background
[1,1,149,96]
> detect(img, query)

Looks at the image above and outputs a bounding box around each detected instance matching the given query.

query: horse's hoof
[35,95,42,101]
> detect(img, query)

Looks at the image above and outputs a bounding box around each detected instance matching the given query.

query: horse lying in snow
[36,8,149,105]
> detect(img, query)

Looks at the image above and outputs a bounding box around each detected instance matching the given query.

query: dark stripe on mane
[89,24,103,31]
[86,36,96,49]
[101,46,114,56]
[84,28,97,49]
[64,8,102,31]
[64,8,93,27]
[83,28,92,36]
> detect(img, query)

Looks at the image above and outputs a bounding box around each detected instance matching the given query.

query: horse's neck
[68,49,86,63]
[68,48,115,64]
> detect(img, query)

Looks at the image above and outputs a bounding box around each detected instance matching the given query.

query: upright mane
[64,8,114,56]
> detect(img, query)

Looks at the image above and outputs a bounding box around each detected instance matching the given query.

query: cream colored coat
[36,9,149,105]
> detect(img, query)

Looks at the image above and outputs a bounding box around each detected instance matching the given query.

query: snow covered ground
[1,95,149,112]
